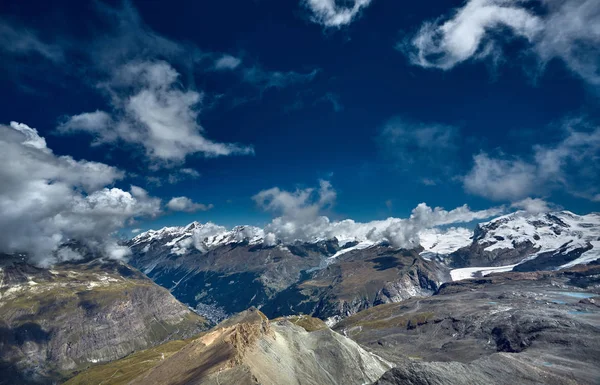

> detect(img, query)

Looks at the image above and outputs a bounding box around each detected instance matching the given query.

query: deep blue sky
[1,0,599,232]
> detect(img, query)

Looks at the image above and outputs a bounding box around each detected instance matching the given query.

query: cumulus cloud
[463,153,537,201]
[302,0,373,28]
[254,180,503,248]
[167,197,214,213]
[253,180,336,222]
[403,0,600,85]
[464,119,600,201]
[59,60,254,165]
[0,121,161,266]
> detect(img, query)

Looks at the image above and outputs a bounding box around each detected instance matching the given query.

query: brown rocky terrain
[66,308,391,385]
[0,257,208,384]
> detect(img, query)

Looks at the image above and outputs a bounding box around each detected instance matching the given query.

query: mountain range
[1,210,599,384]
[127,210,600,323]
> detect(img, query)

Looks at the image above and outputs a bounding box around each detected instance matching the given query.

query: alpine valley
[2,210,600,384]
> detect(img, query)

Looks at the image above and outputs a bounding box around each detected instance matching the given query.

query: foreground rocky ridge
[66,308,392,385]
[0,257,208,385]
[336,266,600,384]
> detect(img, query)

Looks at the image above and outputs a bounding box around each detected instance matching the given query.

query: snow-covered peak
[474,211,600,256]
[419,227,473,259]
[130,222,264,255]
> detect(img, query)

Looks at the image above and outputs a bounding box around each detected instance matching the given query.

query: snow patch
[450,264,518,281]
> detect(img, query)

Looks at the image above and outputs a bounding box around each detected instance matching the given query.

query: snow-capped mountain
[130,210,600,274]
[125,210,600,321]
[130,221,472,261]
[131,222,265,254]
[450,211,600,272]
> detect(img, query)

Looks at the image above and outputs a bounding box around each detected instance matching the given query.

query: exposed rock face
[335,266,600,385]
[261,247,447,321]
[450,211,600,270]
[0,257,208,385]
[66,308,392,385]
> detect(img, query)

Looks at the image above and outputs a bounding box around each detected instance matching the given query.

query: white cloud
[511,198,556,214]
[253,180,336,222]
[167,197,214,213]
[254,180,503,248]
[131,228,142,234]
[463,153,537,201]
[59,61,254,165]
[303,0,373,28]
[0,121,161,266]
[464,119,600,201]
[213,54,242,70]
[403,0,600,85]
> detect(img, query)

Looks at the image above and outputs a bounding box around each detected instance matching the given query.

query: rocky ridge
[66,308,392,385]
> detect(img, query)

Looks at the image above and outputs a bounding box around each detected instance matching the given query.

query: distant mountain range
[127,211,600,323]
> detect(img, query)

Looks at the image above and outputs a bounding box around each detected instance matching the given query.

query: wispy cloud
[511,198,558,214]
[302,0,373,28]
[213,54,242,71]
[402,0,600,85]
[378,117,460,180]
[0,20,64,62]
[242,66,320,92]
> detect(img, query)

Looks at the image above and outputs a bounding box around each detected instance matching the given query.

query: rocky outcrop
[372,354,578,385]
[335,266,600,385]
[260,247,448,321]
[0,258,208,385]
[66,308,392,385]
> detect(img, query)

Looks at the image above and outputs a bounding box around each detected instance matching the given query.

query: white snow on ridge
[419,227,472,259]
[477,211,600,263]
[327,240,376,260]
[561,241,600,269]
[130,211,600,270]
[450,264,518,281]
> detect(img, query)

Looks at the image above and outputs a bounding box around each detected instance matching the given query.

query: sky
[1,0,599,264]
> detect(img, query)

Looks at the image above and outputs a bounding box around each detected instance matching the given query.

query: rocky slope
[127,225,447,323]
[261,247,447,322]
[334,266,600,385]
[65,308,392,385]
[0,256,208,385]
